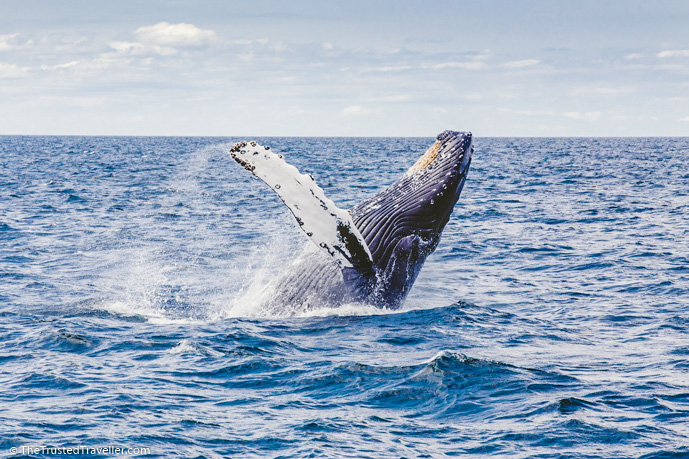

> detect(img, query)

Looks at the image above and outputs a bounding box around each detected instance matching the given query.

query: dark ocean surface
[1,135,688,458]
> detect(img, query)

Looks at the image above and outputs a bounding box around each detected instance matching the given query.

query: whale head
[351,130,473,307]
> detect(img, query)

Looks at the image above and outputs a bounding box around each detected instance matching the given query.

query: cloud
[0,33,33,52]
[624,53,643,60]
[0,33,19,51]
[432,61,486,70]
[100,23,218,60]
[679,116,689,122]
[657,50,689,58]
[108,40,177,56]
[563,111,602,121]
[39,60,81,71]
[501,59,540,68]
[0,62,28,78]
[373,65,414,72]
[134,22,216,47]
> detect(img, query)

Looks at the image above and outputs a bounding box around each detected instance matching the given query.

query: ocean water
[1,135,688,458]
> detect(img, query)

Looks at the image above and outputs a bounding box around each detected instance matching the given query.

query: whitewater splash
[93,142,420,322]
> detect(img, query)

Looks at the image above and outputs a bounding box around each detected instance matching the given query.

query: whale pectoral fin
[230,141,374,273]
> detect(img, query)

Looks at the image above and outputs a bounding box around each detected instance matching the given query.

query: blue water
[1,136,688,458]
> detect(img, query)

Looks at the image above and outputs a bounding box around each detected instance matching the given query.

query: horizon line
[2,133,688,139]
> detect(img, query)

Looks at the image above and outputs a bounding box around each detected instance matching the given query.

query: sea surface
[1,135,688,458]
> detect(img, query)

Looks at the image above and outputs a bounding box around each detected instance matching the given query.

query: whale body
[231,130,473,314]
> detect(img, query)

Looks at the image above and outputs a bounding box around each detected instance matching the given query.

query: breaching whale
[231,130,473,314]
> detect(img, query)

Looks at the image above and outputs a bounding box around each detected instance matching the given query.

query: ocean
[1,135,688,458]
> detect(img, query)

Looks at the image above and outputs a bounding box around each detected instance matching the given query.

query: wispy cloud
[0,62,28,78]
[39,60,81,71]
[108,40,177,56]
[0,33,19,51]
[373,65,414,72]
[657,50,689,58]
[134,22,216,47]
[679,116,689,122]
[501,59,540,68]
[432,61,486,70]
[0,33,34,52]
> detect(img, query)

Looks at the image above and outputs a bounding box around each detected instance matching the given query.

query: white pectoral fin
[231,141,374,272]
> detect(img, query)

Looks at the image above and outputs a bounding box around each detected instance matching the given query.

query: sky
[1,0,688,137]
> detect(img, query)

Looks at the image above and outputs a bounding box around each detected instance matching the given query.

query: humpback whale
[231,130,473,314]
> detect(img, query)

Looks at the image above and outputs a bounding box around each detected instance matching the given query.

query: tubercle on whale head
[408,130,472,176]
[408,140,442,173]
